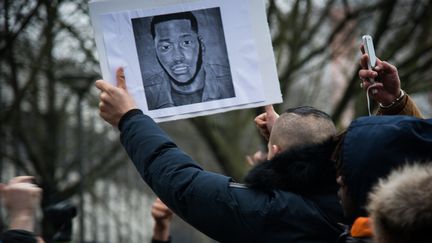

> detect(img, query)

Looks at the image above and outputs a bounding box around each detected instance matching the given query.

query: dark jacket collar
[244,139,338,194]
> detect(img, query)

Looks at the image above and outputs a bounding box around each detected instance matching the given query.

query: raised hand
[359,44,402,106]
[254,105,279,141]
[95,68,137,127]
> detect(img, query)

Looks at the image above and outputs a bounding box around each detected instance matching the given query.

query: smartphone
[362,35,377,82]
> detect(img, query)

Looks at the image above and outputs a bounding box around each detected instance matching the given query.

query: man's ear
[271,144,281,156]
[198,35,205,53]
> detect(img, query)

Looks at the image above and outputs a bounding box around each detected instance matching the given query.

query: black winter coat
[120,110,344,242]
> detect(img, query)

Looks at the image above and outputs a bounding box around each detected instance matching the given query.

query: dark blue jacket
[120,110,344,242]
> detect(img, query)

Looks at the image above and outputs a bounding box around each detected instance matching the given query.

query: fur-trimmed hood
[244,139,338,194]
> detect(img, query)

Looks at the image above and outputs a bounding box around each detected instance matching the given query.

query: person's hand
[359,44,401,106]
[151,198,173,241]
[0,176,42,231]
[254,105,279,141]
[95,67,137,127]
[246,150,267,166]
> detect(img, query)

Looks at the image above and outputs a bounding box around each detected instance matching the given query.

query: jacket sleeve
[1,230,37,243]
[119,111,268,242]
[377,94,424,118]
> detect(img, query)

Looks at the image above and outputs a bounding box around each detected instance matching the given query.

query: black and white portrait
[92,0,281,122]
[132,8,235,111]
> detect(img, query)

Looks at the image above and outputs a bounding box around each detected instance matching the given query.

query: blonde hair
[368,162,432,243]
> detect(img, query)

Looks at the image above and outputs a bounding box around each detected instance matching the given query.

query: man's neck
[170,66,205,94]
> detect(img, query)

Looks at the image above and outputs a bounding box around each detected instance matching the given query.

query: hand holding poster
[90,0,281,122]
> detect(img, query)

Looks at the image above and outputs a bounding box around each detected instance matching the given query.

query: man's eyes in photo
[180,37,195,48]
[157,42,172,52]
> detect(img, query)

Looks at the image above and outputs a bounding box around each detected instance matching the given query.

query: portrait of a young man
[132,9,235,110]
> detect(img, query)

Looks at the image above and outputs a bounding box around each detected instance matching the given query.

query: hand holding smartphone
[362,35,377,83]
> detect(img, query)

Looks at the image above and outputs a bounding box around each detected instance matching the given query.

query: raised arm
[359,44,423,118]
[95,68,268,242]
[151,198,173,243]
[0,176,42,243]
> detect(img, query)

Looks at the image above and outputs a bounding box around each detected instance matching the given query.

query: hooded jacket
[120,110,344,243]
[340,115,432,219]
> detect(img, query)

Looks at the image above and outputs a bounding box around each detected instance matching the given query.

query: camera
[44,202,77,243]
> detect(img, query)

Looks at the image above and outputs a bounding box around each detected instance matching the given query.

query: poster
[90,0,282,122]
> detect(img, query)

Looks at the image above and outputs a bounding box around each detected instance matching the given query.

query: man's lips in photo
[171,63,189,75]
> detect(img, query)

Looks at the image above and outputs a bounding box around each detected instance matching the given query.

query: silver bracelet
[379,90,405,109]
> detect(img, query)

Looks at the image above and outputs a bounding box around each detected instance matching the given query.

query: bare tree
[1,0,128,241]
[186,0,432,182]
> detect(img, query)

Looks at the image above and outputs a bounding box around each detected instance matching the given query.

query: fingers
[362,82,383,97]
[254,113,266,126]
[254,106,275,126]
[375,60,397,73]
[246,156,255,166]
[264,105,279,132]
[152,208,167,218]
[95,67,127,92]
[9,176,35,185]
[360,43,365,54]
[95,79,113,93]
[116,67,127,90]
[153,199,171,212]
[97,81,118,110]
[362,81,383,91]
[152,198,173,219]
[265,105,279,119]
[360,54,369,69]
[99,90,112,103]
[98,88,112,115]
[246,150,266,166]
[360,77,377,93]
[95,70,137,127]
[255,106,278,141]
[359,69,378,80]
[368,83,383,96]
[1,177,42,207]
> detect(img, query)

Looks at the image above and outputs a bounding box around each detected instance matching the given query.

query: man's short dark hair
[285,106,332,120]
[150,11,198,39]
[270,106,336,151]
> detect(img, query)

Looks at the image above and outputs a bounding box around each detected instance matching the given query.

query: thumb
[265,105,279,119]
[116,67,127,90]
[264,105,275,115]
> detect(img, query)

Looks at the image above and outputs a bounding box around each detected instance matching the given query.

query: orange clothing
[350,217,373,238]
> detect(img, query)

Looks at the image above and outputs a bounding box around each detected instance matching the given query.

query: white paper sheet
[90,0,282,122]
